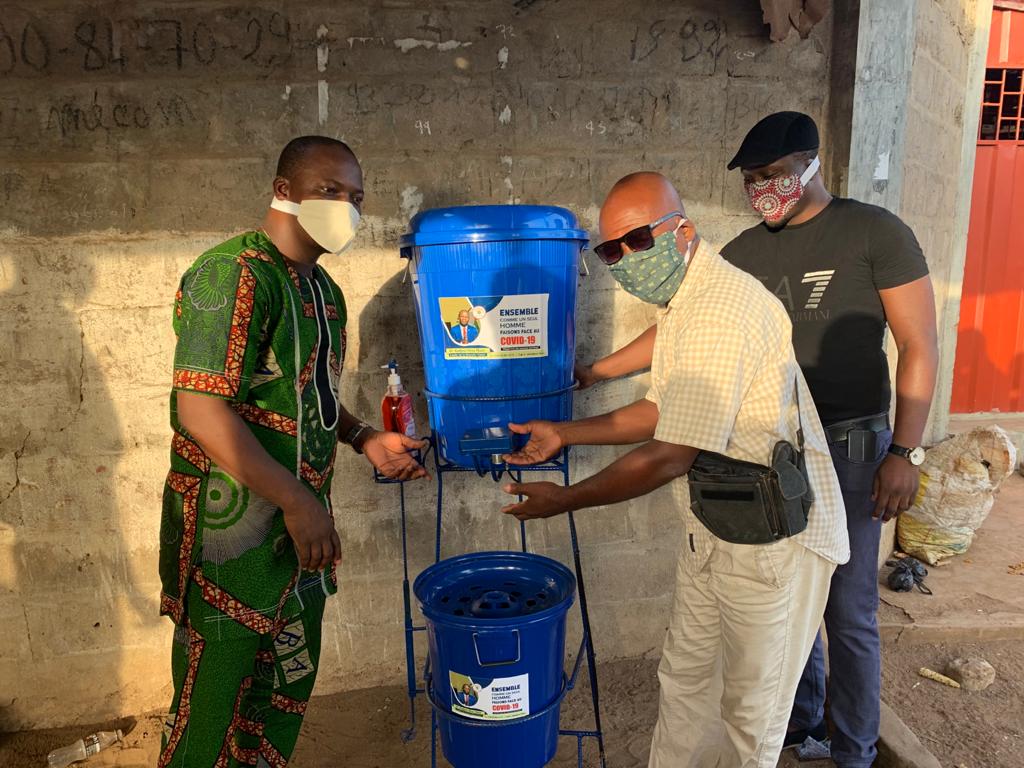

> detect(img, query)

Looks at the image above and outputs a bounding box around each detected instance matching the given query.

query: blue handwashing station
[393,206,604,768]
[400,204,588,473]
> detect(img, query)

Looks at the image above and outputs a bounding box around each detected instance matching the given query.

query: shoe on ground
[795,736,831,762]
[782,721,828,750]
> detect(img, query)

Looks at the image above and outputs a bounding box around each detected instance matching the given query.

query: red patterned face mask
[744,156,821,225]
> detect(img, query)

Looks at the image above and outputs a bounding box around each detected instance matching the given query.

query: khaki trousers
[648,536,835,768]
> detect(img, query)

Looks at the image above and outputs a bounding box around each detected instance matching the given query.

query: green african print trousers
[158,597,324,768]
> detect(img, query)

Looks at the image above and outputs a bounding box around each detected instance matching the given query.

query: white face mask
[270,197,361,255]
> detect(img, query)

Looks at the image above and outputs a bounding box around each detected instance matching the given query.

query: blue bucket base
[428,679,567,768]
[436,708,561,768]
[415,552,576,768]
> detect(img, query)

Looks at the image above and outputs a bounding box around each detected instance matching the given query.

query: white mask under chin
[269,197,361,255]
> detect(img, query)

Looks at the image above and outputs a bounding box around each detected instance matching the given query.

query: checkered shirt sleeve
[647,324,764,455]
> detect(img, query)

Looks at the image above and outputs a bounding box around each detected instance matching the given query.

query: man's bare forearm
[880,276,938,447]
[559,398,660,447]
[563,439,697,512]
[892,343,938,447]
[590,324,657,383]
[337,404,378,450]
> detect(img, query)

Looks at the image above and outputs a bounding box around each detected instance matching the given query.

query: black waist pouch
[687,441,814,545]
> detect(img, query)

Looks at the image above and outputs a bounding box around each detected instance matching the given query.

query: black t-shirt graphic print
[722,198,929,426]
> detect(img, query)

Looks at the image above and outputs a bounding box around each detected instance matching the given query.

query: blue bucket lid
[414,551,576,626]
[400,205,589,248]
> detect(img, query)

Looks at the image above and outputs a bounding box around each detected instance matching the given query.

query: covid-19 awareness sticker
[438,294,548,360]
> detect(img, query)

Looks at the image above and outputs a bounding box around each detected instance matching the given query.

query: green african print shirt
[160,230,346,640]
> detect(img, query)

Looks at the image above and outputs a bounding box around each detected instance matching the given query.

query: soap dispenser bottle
[381,359,417,438]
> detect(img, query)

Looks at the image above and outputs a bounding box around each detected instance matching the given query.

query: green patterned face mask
[608,225,692,305]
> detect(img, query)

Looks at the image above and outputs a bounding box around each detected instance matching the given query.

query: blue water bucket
[414,552,577,768]
[400,205,588,468]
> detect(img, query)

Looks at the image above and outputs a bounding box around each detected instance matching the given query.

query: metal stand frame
[374,433,607,767]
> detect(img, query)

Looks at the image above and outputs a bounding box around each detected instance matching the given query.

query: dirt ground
[879,639,1024,768]
[0,657,655,768]
[0,656,645,768]
[3,637,1021,768]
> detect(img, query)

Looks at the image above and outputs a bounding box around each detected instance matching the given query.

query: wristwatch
[342,422,373,454]
[889,443,926,466]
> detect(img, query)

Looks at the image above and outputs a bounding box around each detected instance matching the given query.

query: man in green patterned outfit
[158,136,428,767]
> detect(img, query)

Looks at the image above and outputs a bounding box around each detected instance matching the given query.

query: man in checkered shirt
[502,172,849,768]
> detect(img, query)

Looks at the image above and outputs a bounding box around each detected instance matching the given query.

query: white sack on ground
[897,426,1018,565]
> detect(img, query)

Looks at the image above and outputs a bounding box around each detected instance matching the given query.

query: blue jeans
[790,429,892,768]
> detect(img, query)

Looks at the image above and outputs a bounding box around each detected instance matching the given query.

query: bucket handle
[472,629,521,667]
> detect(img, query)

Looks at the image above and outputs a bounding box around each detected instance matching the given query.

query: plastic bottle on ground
[47,729,122,767]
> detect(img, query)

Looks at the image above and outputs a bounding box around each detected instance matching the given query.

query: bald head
[597,172,695,257]
[600,173,687,241]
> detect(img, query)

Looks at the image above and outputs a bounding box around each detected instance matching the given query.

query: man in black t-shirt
[721,112,938,768]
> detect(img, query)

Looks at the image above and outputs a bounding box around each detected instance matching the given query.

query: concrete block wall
[847,0,991,563]
[0,0,836,728]
[902,0,991,443]
[848,0,992,447]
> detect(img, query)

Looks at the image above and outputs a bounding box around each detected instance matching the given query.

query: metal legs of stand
[375,463,426,743]
[564,510,606,765]
[376,434,606,767]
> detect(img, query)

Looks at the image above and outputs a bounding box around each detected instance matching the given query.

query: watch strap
[343,422,372,454]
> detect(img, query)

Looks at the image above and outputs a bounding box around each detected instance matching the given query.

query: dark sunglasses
[593,211,685,265]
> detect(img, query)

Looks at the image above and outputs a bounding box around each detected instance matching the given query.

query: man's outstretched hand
[502,421,565,466]
[363,431,430,481]
[501,481,571,521]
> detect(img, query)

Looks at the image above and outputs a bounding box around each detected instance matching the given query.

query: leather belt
[824,413,890,444]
